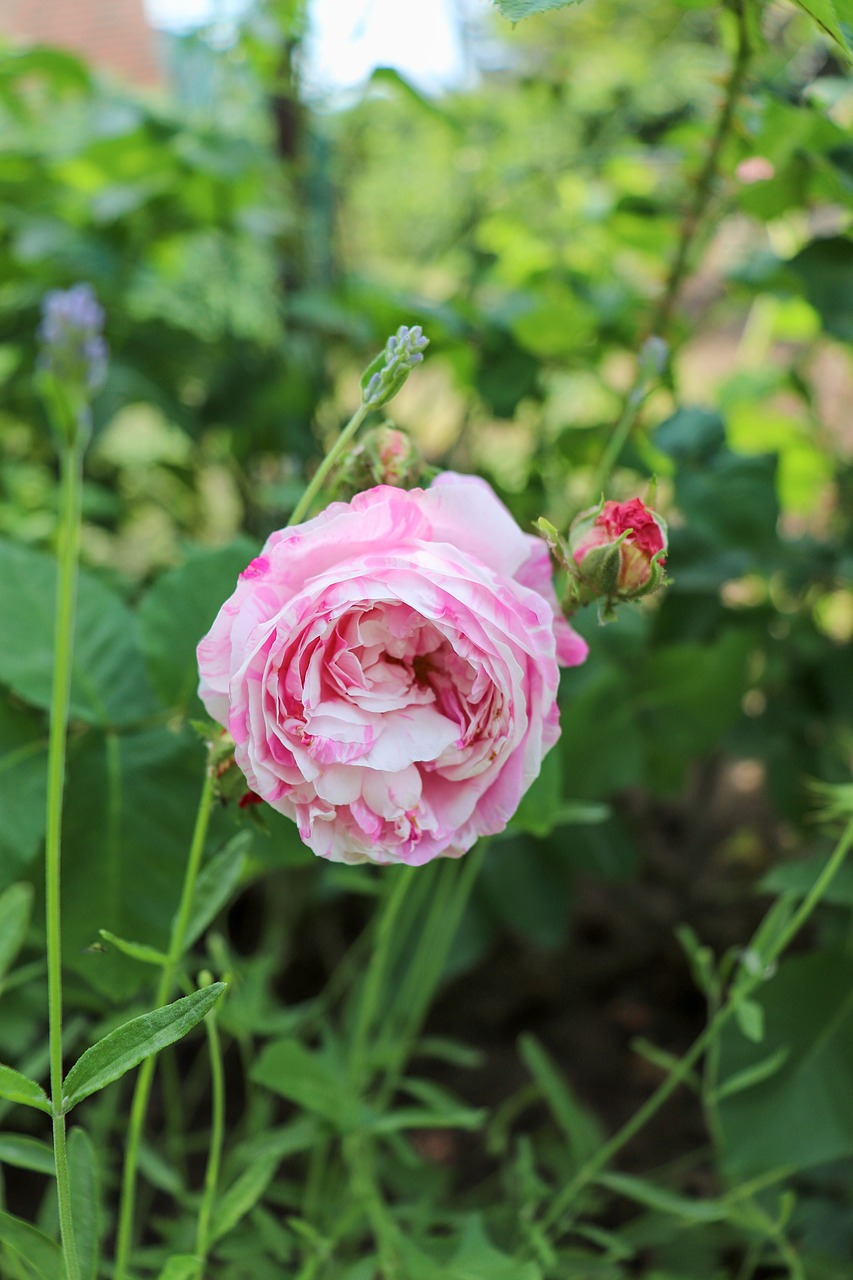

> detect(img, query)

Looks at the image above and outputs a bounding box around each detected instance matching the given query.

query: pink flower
[570,497,667,596]
[197,473,587,865]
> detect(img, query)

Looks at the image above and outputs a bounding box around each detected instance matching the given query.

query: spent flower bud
[361,324,429,409]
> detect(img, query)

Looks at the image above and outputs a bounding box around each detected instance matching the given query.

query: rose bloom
[571,497,666,594]
[197,473,587,865]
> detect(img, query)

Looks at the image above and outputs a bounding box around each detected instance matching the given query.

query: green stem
[288,402,372,527]
[649,0,752,341]
[195,1010,225,1277]
[540,813,853,1240]
[587,380,649,501]
[378,844,486,1105]
[344,1133,400,1280]
[45,440,83,1280]
[350,868,416,1092]
[113,769,216,1280]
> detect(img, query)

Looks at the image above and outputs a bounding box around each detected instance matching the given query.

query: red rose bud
[569,497,668,606]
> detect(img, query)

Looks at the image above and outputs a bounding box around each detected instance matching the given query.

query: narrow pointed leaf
[68,1128,101,1280]
[157,1256,200,1280]
[0,1064,51,1114]
[0,1209,64,1280]
[98,930,167,967]
[62,983,225,1110]
[519,1033,603,1163]
[0,1134,55,1175]
[712,1046,791,1102]
[597,1171,727,1223]
[0,882,34,981]
[211,1155,279,1243]
[183,833,249,951]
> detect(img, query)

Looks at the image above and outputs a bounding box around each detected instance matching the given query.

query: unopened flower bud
[36,283,108,448]
[568,497,668,612]
[361,323,429,409]
[339,424,431,495]
[38,284,108,395]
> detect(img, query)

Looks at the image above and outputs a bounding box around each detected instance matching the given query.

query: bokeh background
[2,0,853,1274]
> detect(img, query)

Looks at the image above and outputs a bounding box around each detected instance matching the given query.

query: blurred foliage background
[2,0,853,1275]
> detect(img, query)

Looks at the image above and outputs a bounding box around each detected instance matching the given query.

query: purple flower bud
[37,284,108,394]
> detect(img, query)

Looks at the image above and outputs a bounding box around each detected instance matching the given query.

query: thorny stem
[649,0,752,341]
[46,438,84,1280]
[539,813,853,1243]
[114,769,216,1280]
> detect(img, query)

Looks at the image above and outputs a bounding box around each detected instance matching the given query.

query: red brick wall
[0,0,164,87]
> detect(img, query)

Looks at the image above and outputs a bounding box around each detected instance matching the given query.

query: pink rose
[197,473,587,865]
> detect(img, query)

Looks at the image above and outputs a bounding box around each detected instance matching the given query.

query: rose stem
[113,768,215,1280]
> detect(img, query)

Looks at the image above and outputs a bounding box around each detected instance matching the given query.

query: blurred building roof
[0,0,164,86]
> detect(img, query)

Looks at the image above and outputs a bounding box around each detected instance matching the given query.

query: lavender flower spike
[38,284,108,396]
[361,323,429,409]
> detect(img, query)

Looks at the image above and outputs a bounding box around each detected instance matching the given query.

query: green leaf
[62,726,214,999]
[183,832,250,950]
[639,632,752,793]
[518,1034,603,1165]
[734,998,765,1044]
[0,1209,64,1280]
[0,698,48,877]
[719,951,853,1177]
[97,931,167,967]
[711,1046,790,1102]
[250,1039,354,1127]
[789,237,853,341]
[156,1257,200,1280]
[0,1065,51,1114]
[211,1155,279,1243]
[762,851,853,907]
[510,745,562,837]
[596,1171,727,1223]
[0,1134,55,1175]
[675,923,717,997]
[0,882,34,982]
[366,1104,487,1135]
[68,1128,101,1280]
[0,542,158,727]
[493,0,584,23]
[450,1216,542,1279]
[792,0,852,55]
[137,539,259,712]
[62,983,225,1111]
